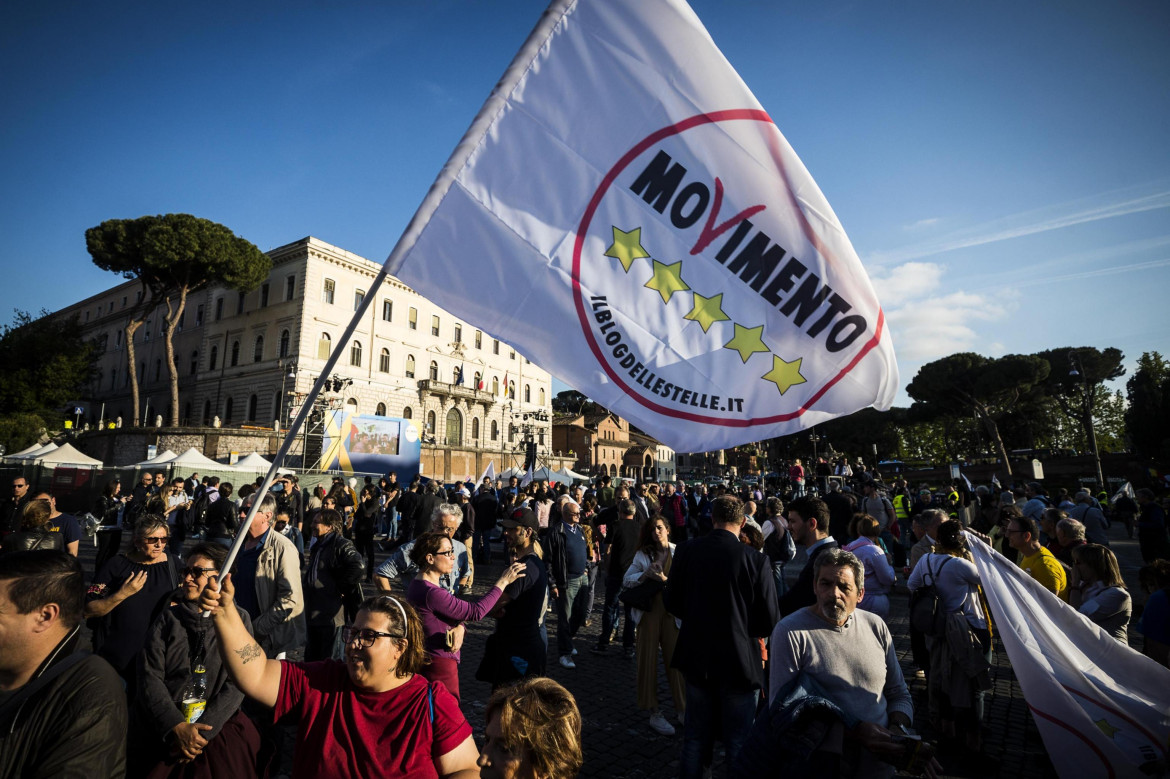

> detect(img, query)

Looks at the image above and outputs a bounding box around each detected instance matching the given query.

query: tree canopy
[87,214,271,425]
[1126,351,1170,459]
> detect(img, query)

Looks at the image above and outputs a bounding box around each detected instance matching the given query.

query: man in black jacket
[591,498,642,656]
[471,481,500,563]
[545,500,591,668]
[778,495,839,616]
[665,496,778,778]
[0,550,127,777]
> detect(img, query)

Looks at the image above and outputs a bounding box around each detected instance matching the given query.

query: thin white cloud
[1013,257,1170,288]
[869,184,1170,266]
[902,217,940,231]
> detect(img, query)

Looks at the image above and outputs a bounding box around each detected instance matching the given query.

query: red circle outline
[571,110,886,427]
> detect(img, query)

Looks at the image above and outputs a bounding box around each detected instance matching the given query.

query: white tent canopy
[234,452,273,469]
[13,442,58,461]
[557,466,590,482]
[7,442,48,459]
[34,443,104,468]
[165,447,238,472]
[129,449,178,468]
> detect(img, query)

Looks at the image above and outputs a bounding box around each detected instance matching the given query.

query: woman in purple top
[405,531,526,700]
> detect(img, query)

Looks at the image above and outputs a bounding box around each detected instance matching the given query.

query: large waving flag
[383,0,897,451]
[966,533,1170,777]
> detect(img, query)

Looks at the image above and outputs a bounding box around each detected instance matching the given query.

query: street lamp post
[1068,350,1105,493]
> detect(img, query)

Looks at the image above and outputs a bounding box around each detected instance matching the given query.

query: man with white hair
[1068,491,1110,546]
[546,498,591,668]
[374,503,471,594]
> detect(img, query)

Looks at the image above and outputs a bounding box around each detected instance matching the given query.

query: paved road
[74,513,1152,778]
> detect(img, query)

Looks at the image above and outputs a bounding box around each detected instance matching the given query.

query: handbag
[909,555,953,637]
[619,577,665,611]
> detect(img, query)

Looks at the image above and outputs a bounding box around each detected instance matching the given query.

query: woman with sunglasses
[201,581,480,778]
[405,531,527,700]
[86,515,180,688]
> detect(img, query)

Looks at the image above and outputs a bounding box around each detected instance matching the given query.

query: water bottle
[180,665,208,723]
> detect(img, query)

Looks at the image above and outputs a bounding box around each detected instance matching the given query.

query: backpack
[189,492,212,532]
[909,555,953,637]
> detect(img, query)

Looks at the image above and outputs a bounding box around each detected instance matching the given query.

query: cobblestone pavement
[77,514,1151,778]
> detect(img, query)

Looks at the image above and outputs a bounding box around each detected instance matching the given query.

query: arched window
[445,408,463,446]
[224,397,234,423]
[273,391,281,423]
[318,332,331,360]
[452,366,461,384]
[471,418,480,440]
[508,424,516,443]
[492,376,499,395]
[184,401,192,424]
[350,340,363,367]
[524,384,531,403]
[490,420,498,441]
[248,394,258,422]
[405,355,416,378]
[230,340,240,367]
[202,400,211,425]
[279,329,290,358]
[539,387,546,406]
[190,351,199,376]
[379,348,390,373]
[346,397,358,414]
[209,345,218,370]
[375,402,387,416]
[426,410,436,434]
[474,371,482,390]
[403,406,413,420]
[429,361,439,381]
[253,336,263,363]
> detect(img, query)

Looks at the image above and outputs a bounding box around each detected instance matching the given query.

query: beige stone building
[553,411,676,482]
[58,236,554,477]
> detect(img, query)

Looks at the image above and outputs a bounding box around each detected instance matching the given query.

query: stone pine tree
[907,353,1050,477]
[87,214,271,427]
[1126,351,1170,459]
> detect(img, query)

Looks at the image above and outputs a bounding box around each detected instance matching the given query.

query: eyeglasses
[182,566,218,579]
[144,535,170,545]
[341,626,404,649]
[433,549,455,558]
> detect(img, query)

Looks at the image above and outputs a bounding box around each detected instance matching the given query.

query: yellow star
[723,323,770,363]
[644,259,690,304]
[603,226,651,272]
[1095,718,1119,739]
[684,292,730,333]
[761,354,807,395]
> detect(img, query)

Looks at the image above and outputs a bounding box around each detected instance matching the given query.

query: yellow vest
[893,493,910,519]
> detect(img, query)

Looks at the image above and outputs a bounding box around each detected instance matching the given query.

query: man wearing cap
[546,499,590,668]
[477,507,549,688]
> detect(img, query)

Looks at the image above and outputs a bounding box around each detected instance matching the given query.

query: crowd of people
[1,462,1168,778]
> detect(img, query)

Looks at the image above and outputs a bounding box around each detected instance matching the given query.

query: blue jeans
[771,561,788,599]
[598,579,635,647]
[473,529,494,563]
[555,572,589,656]
[681,682,759,779]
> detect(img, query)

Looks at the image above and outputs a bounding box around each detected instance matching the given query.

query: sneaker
[571,648,578,656]
[624,647,636,659]
[648,712,675,736]
[914,669,926,679]
[558,655,576,669]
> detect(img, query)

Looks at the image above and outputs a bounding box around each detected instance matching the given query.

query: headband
[381,595,409,631]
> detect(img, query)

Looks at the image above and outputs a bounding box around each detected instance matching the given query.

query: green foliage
[1126,351,1170,459]
[815,407,906,462]
[552,390,598,416]
[0,310,98,426]
[0,412,47,454]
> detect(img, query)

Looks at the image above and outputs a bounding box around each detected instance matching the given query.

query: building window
[431,315,440,337]
[403,406,412,420]
[224,397,234,424]
[493,339,499,355]
[248,394,258,422]
[474,330,482,349]
[508,424,515,444]
[491,420,498,441]
[445,408,463,446]
[285,275,295,301]
[190,351,198,375]
[524,384,531,403]
[510,349,516,360]
[355,289,365,311]
[474,371,482,390]
[429,360,439,381]
[203,400,211,425]
[122,295,127,308]
[405,355,415,379]
[376,402,387,416]
[230,341,240,367]
[85,310,90,322]
[195,305,204,326]
[215,298,224,320]
[317,332,331,360]
[454,324,462,343]
[237,292,245,315]
[350,340,363,367]
[408,307,417,330]
[209,345,218,370]
[426,410,436,434]
[379,348,390,373]
[251,336,262,363]
[323,278,335,304]
[177,311,185,331]
[492,376,499,395]
[382,299,393,322]
[472,418,480,440]
[143,320,151,341]
[115,330,123,349]
[260,283,270,308]
[453,366,461,384]
[539,388,545,406]
[279,329,290,358]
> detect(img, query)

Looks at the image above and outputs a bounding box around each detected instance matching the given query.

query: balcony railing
[416,379,497,402]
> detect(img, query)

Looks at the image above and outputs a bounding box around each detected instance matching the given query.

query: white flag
[520,464,535,489]
[479,460,497,485]
[1113,481,1136,502]
[966,533,1170,776]
[383,0,898,452]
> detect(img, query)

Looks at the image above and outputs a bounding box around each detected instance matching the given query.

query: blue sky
[3,0,1167,406]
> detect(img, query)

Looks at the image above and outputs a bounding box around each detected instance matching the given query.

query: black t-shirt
[496,553,548,639]
[87,554,178,676]
[605,518,643,579]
